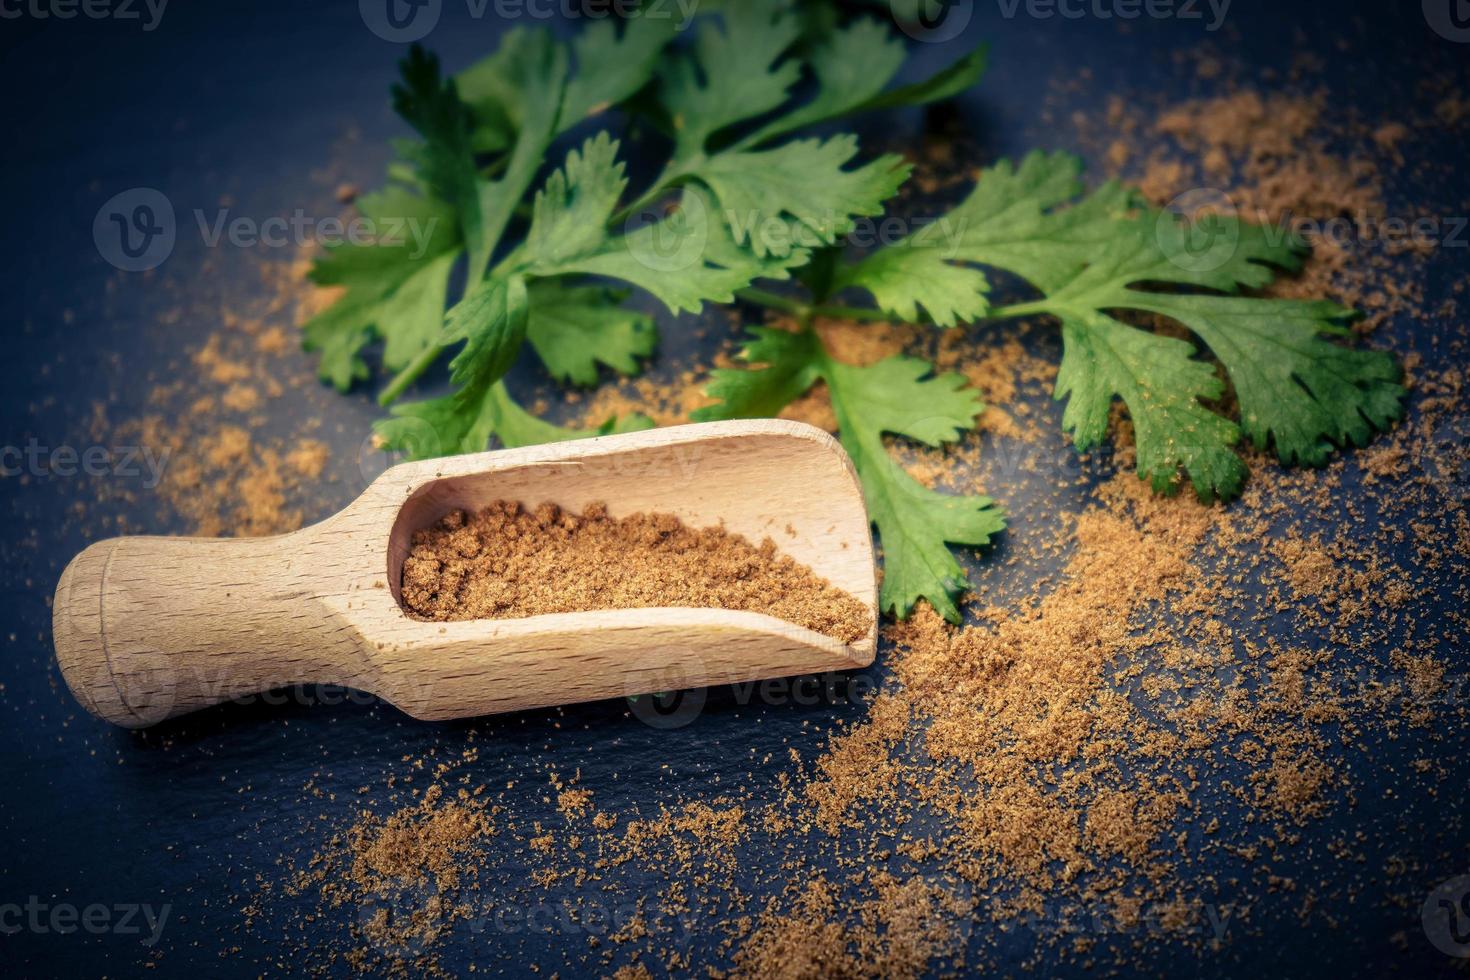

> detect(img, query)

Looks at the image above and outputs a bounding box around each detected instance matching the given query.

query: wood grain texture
[52,420,878,728]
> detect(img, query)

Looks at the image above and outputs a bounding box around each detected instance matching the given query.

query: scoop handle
[52,534,361,727]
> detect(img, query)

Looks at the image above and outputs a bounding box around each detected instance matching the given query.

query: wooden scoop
[52,420,877,728]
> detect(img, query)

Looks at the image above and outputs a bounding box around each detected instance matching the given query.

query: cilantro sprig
[694,326,1003,622]
[834,151,1405,501]
[302,2,1403,623]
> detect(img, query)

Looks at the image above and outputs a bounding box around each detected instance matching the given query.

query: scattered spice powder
[399,500,872,645]
[99,46,1462,980]
[99,249,341,538]
[282,781,497,977]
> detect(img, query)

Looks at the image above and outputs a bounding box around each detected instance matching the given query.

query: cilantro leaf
[838,150,1405,499]
[392,46,495,278]
[1121,293,1403,466]
[659,6,985,156]
[828,237,989,326]
[695,326,1002,621]
[525,283,656,386]
[377,274,652,455]
[300,292,376,391]
[835,151,1097,325]
[377,378,652,459]
[374,250,459,372]
[698,325,824,419]
[659,0,803,158]
[305,40,565,391]
[470,34,568,279]
[517,138,808,312]
[377,275,530,456]
[826,357,1002,622]
[697,136,910,258]
[490,383,654,449]
[858,45,989,111]
[640,4,976,272]
[459,19,675,152]
[560,16,680,129]
[1054,310,1247,496]
[741,17,906,143]
[563,186,811,312]
[302,185,461,387]
[519,132,627,270]
[746,20,987,143]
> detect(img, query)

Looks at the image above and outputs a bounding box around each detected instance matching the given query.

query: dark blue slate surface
[2,1,1467,976]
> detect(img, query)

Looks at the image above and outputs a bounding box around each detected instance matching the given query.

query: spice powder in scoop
[399,500,873,645]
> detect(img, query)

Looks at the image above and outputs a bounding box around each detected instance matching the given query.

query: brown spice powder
[101,249,340,539]
[400,501,872,644]
[237,56,1470,977]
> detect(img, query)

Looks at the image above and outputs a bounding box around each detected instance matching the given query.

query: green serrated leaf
[457,28,555,152]
[696,324,1002,622]
[523,132,628,269]
[747,23,987,144]
[693,326,824,421]
[1122,293,1403,467]
[441,275,530,389]
[375,275,530,454]
[859,45,989,112]
[744,18,907,144]
[660,0,802,158]
[376,380,652,459]
[1055,310,1246,500]
[840,149,1405,498]
[833,242,989,326]
[525,283,656,386]
[302,166,465,389]
[540,186,807,314]
[698,137,911,258]
[824,357,1002,622]
[560,16,680,129]
[378,250,459,371]
[493,382,655,449]
[475,33,568,280]
[301,291,376,391]
[309,186,460,290]
[393,45,493,277]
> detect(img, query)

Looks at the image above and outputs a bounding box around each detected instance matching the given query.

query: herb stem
[984,300,1052,320]
[808,302,894,323]
[379,344,442,407]
[735,287,806,315]
[610,161,689,226]
[736,288,895,324]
